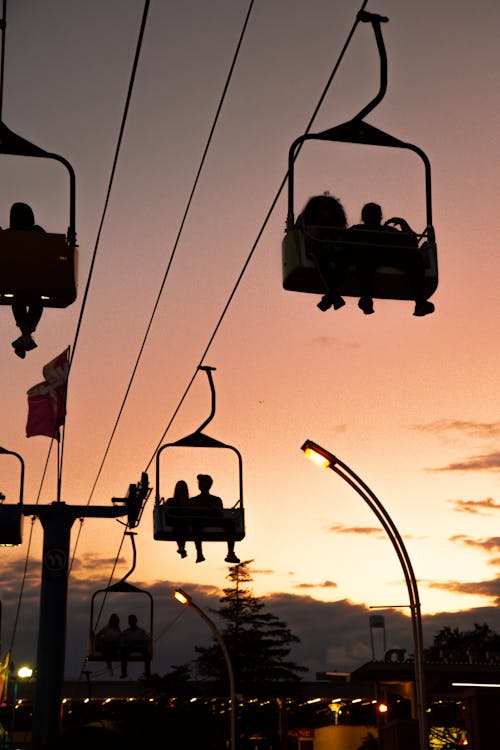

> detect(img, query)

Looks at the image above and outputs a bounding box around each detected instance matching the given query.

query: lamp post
[301,439,427,750]
[174,588,236,750]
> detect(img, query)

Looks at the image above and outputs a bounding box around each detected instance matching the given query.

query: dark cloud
[429,577,500,604]
[428,451,500,473]
[449,497,500,515]
[7,565,500,682]
[328,523,384,538]
[411,420,500,439]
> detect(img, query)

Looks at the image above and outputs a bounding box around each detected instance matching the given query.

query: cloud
[428,577,500,604]
[294,581,338,590]
[252,569,276,575]
[428,451,500,473]
[449,535,500,553]
[449,497,500,515]
[7,565,500,682]
[312,336,359,350]
[328,523,385,538]
[411,420,500,439]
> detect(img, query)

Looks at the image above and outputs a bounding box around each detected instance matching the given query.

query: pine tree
[194,561,307,691]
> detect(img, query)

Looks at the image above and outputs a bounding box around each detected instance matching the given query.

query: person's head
[128,614,138,628]
[302,194,347,228]
[361,202,382,226]
[108,613,120,629]
[197,474,213,492]
[10,202,35,230]
[174,480,189,500]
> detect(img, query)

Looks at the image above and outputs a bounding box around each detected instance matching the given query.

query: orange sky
[0,0,499,677]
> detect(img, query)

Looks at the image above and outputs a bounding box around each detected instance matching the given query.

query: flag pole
[56,434,62,503]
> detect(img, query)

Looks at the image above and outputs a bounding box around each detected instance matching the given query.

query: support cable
[7,445,53,655]
[8,1,150,654]
[144,0,370,470]
[69,0,255,570]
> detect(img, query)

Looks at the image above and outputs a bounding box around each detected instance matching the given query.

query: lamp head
[301,440,335,468]
[174,588,191,606]
[17,666,33,679]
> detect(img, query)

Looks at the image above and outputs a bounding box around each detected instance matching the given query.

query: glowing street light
[17,666,33,680]
[173,588,236,750]
[301,439,427,750]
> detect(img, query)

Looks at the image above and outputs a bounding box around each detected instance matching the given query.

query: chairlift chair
[153,367,245,545]
[282,10,438,302]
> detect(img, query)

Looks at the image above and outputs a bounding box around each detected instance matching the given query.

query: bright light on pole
[173,588,236,750]
[301,438,427,750]
[17,667,33,680]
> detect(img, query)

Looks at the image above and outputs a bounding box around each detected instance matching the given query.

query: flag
[0,650,10,706]
[26,348,69,439]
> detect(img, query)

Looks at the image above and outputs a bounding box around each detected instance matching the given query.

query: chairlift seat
[87,632,152,663]
[153,506,245,542]
[282,226,437,300]
[0,230,77,307]
[0,504,23,546]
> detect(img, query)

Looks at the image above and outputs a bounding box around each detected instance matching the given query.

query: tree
[194,561,307,692]
[428,623,500,663]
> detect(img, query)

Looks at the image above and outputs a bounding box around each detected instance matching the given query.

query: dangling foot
[317,295,332,311]
[225,553,240,564]
[317,294,345,312]
[413,300,435,317]
[21,332,37,351]
[11,337,26,358]
[177,548,187,558]
[196,554,205,563]
[358,296,374,315]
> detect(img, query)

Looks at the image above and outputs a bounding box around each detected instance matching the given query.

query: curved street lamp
[174,588,236,750]
[301,439,427,750]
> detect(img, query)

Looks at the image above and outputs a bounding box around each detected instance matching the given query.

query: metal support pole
[301,441,427,750]
[19,502,127,750]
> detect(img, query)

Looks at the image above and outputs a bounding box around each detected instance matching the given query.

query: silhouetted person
[349,202,435,317]
[190,474,240,564]
[164,479,190,558]
[120,614,150,679]
[96,613,121,675]
[9,202,46,357]
[298,193,350,312]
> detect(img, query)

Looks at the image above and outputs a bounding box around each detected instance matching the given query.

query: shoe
[120,673,127,679]
[12,343,26,359]
[413,301,435,317]
[317,295,345,312]
[196,554,205,563]
[21,333,37,351]
[358,296,374,315]
[177,548,187,558]
[317,295,332,312]
[12,337,26,358]
[332,295,346,310]
[225,553,240,564]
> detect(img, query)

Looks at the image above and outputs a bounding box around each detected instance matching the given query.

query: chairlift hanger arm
[0,121,76,238]
[287,11,388,230]
[196,365,217,434]
[286,10,433,229]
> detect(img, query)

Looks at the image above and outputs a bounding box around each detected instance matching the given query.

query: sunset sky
[0,0,499,680]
